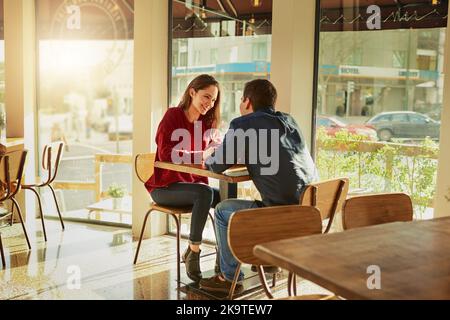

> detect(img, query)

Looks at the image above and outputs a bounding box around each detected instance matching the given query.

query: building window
[393,50,407,68]
[316,0,447,219]
[0,0,4,112]
[210,48,218,64]
[252,42,267,61]
[344,48,363,66]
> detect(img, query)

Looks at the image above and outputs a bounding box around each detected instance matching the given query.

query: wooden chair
[342,193,413,230]
[0,150,31,268]
[288,178,349,295]
[227,205,323,300]
[22,142,65,242]
[133,153,217,283]
[300,178,349,233]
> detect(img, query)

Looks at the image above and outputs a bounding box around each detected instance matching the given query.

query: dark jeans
[150,183,220,245]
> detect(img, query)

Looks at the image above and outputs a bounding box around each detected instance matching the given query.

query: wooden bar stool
[0,150,31,268]
[22,142,65,242]
[133,153,217,284]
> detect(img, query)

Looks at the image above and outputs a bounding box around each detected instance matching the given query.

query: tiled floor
[0,218,331,300]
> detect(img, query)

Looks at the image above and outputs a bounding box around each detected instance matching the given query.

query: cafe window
[315,0,448,219]
[393,50,407,68]
[36,0,134,225]
[0,0,4,139]
[170,0,273,240]
[170,0,272,125]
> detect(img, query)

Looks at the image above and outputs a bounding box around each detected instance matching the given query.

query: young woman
[145,74,221,282]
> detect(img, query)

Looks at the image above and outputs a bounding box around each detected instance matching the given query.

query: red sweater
[145,107,212,193]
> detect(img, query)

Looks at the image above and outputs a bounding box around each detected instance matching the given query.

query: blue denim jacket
[206,107,318,207]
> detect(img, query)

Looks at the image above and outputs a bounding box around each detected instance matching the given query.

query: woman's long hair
[177,74,221,128]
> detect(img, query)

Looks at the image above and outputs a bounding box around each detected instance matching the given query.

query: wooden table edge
[253,244,369,300]
[154,161,250,183]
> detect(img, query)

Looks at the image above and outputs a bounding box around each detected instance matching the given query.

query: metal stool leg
[208,212,219,255]
[10,204,14,226]
[228,263,242,300]
[24,187,47,242]
[133,209,153,264]
[170,214,181,285]
[11,198,31,250]
[257,265,274,299]
[48,185,65,230]
[0,233,5,268]
[293,274,298,296]
[288,272,294,296]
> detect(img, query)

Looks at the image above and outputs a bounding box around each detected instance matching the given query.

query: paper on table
[223,168,249,177]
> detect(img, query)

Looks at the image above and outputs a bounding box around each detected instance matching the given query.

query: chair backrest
[228,205,322,266]
[300,178,349,233]
[41,142,64,184]
[135,153,156,183]
[0,150,28,199]
[342,193,413,230]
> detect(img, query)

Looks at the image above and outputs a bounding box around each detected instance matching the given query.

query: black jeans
[150,183,221,245]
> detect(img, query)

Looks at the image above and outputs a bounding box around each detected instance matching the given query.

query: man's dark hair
[243,79,277,111]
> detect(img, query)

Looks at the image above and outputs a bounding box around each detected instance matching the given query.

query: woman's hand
[202,146,216,162]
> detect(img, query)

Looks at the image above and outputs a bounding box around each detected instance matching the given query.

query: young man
[200,79,318,293]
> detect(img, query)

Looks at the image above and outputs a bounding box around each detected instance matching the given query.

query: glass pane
[315,0,447,219]
[0,0,4,142]
[36,0,134,225]
[169,0,273,241]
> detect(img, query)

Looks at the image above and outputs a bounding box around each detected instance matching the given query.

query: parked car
[317,115,378,140]
[366,111,440,141]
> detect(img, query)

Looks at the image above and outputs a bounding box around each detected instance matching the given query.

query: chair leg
[257,265,274,299]
[11,198,31,250]
[287,272,294,296]
[228,263,242,300]
[208,212,219,255]
[48,185,65,230]
[133,209,153,264]
[10,204,14,226]
[170,214,181,285]
[24,187,47,242]
[272,273,277,288]
[0,233,5,269]
[293,274,297,296]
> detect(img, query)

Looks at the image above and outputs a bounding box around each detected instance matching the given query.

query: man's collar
[254,106,275,114]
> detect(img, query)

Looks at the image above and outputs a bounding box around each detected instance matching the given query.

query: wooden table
[86,195,132,222]
[254,217,450,300]
[0,138,25,154]
[154,161,250,200]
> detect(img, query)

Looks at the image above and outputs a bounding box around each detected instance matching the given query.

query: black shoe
[182,247,202,282]
[214,253,221,274]
[199,275,244,295]
[251,265,282,274]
